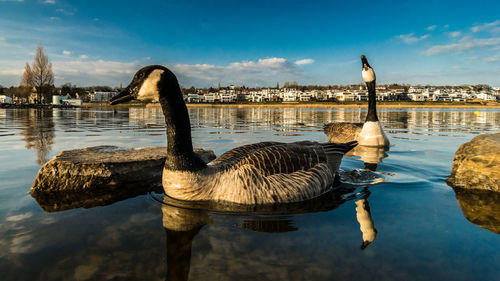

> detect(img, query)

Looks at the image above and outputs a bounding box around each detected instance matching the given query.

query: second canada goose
[110,65,357,205]
[324,55,390,147]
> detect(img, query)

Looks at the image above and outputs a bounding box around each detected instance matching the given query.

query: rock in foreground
[447,133,500,192]
[30,145,216,194]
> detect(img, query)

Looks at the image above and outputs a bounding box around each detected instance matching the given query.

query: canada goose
[110,65,357,205]
[324,55,389,147]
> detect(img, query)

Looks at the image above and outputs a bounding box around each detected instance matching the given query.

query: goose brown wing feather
[209,141,281,167]
[324,122,363,143]
[229,141,357,176]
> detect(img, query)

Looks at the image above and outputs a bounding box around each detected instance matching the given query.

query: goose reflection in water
[161,183,379,281]
[346,145,389,172]
[355,190,377,250]
[343,145,388,250]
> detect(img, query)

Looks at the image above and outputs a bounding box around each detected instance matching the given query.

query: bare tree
[21,44,54,104]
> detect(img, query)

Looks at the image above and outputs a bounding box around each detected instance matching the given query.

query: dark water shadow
[161,184,378,281]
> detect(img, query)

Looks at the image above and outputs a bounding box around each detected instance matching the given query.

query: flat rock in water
[30,145,216,194]
[447,133,500,192]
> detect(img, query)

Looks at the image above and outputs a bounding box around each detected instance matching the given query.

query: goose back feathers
[163,141,357,204]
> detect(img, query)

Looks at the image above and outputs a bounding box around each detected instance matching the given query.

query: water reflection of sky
[0,107,499,281]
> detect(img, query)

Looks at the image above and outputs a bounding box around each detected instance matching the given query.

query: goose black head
[110,65,172,105]
[361,55,372,70]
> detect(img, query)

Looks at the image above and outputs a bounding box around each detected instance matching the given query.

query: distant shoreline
[149,102,500,109]
[3,102,498,110]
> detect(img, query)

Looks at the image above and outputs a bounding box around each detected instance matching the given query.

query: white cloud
[54,59,138,75]
[62,50,71,55]
[49,59,141,86]
[426,25,437,31]
[396,33,431,44]
[295,59,315,65]
[471,20,500,33]
[484,56,500,63]
[423,37,500,55]
[448,31,461,37]
[42,0,55,4]
[171,57,304,87]
[0,68,23,76]
[79,54,88,59]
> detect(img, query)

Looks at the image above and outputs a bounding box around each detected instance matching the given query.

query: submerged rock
[30,145,216,194]
[453,187,500,234]
[32,183,163,212]
[447,133,500,192]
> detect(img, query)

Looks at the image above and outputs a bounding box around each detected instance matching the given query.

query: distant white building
[186,94,200,103]
[0,95,13,104]
[324,91,337,100]
[90,91,117,102]
[203,93,218,103]
[283,90,298,102]
[477,92,497,101]
[219,92,234,103]
[336,92,355,102]
[52,95,68,105]
[408,93,425,101]
[298,92,312,101]
[353,91,368,101]
[251,92,265,102]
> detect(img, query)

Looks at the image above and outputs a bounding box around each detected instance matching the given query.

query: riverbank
[7,102,497,110]
[0,103,75,109]
[147,102,500,109]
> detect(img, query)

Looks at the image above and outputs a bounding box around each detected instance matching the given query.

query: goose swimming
[324,55,390,147]
[110,65,357,205]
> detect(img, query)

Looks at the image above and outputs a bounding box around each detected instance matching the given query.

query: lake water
[0,106,499,281]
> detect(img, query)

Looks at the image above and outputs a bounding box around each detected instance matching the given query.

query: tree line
[0,44,121,103]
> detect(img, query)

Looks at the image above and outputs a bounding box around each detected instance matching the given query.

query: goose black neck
[159,71,206,171]
[365,80,378,122]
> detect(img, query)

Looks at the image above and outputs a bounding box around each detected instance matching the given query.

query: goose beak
[110,89,135,105]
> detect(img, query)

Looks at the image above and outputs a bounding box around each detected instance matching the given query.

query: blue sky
[0,0,499,87]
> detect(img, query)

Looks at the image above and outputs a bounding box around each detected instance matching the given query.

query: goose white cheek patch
[138,69,164,101]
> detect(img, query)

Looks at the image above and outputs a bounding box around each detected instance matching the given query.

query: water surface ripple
[0,107,499,281]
